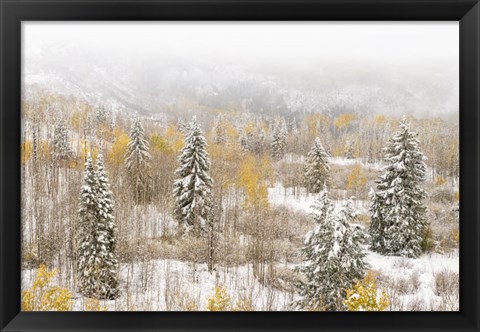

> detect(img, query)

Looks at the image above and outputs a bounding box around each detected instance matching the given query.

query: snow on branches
[77,154,119,300]
[297,188,368,311]
[369,117,428,258]
[304,137,330,193]
[173,117,214,235]
[125,118,152,203]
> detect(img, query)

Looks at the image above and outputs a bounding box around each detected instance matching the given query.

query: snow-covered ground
[22,259,297,311]
[329,156,383,171]
[366,249,458,310]
[268,182,369,214]
[21,249,458,311]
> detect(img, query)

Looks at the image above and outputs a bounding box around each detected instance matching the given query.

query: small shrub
[22,264,73,311]
[435,176,447,186]
[175,236,208,264]
[84,298,107,311]
[436,225,460,253]
[421,226,436,253]
[232,296,254,311]
[409,270,421,293]
[430,186,455,204]
[22,245,40,270]
[434,270,459,296]
[344,271,390,311]
[164,276,199,311]
[268,266,301,292]
[393,257,414,270]
[205,286,231,311]
[393,277,411,295]
[434,270,459,311]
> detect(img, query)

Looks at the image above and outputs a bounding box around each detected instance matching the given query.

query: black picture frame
[1,0,479,331]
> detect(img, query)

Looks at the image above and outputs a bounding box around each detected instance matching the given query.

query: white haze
[22,22,459,118]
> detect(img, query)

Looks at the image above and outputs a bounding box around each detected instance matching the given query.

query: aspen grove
[21,94,459,311]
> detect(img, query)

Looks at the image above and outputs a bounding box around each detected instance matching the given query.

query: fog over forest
[23,22,458,121]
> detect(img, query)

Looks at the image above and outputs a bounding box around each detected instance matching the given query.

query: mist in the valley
[22,22,459,120]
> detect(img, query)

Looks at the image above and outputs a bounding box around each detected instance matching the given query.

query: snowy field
[268,182,370,214]
[21,249,458,311]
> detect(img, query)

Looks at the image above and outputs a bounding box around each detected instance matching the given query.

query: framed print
[1,0,479,331]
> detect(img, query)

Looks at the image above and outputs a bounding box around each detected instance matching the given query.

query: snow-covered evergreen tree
[271,118,288,160]
[52,119,72,163]
[177,118,189,134]
[369,117,428,258]
[304,137,330,193]
[173,117,213,235]
[94,154,119,298]
[213,114,227,145]
[297,189,368,311]
[125,118,152,203]
[77,154,119,300]
[239,121,266,154]
[77,155,114,299]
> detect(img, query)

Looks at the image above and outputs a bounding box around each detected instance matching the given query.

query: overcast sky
[23,22,458,67]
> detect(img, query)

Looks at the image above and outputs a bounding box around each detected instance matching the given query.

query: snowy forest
[21,22,459,312]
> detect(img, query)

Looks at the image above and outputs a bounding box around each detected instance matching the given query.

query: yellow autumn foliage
[70,106,93,133]
[22,264,73,311]
[344,271,390,311]
[346,164,367,191]
[164,124,184,153]
[452,228,460,246]
[237,154,271,211]
[304,113,330,139]
[435,176,447,186]
[108,131,130,166]
[150,133,169,153]
[39,140,52,162]
[78,140,99,164]
[84,298,107,311]
[334,113,356,129]
[373,115,387,124]
[22,140,33,165]
[205,286,231,311]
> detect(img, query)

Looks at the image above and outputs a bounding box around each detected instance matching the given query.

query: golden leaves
[22,265,73,311]
[344,271,389,311]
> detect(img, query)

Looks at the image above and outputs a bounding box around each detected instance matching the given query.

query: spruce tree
[239,121,266,154]
[271,118,288,160]
[369,117,428,258]
[77,154,119,300]
[95,154,119,298]
[125,118,152,203]
[173,117,213,235]
[52,119,72,164]
[297,189,368,311]
[213,114,227,145]
[304,137,330,193]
